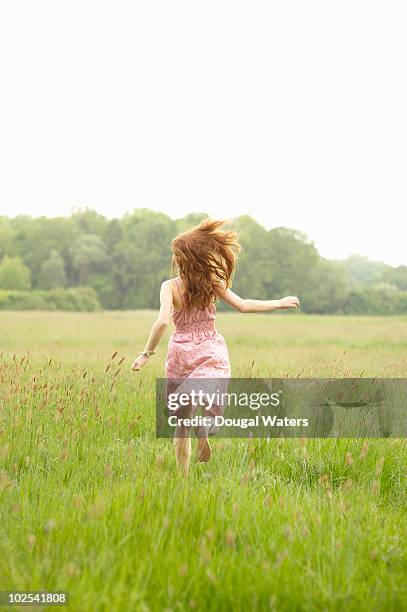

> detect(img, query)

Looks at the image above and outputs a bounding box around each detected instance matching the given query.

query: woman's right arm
[131,280,173,371]
[215,286,300,313]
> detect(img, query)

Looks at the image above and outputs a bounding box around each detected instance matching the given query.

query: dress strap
[173,277,184,306]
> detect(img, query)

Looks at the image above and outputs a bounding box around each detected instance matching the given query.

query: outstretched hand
[131,354,150,372]
[278,296,300,309]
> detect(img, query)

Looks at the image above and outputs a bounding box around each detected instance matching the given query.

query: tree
[70,234,108,285]
[383,265,407,291]
[119,209,176,308]
[342,254,390,287]
[0,209,405,314]
[302,259,349,313]
[231,216,272,300]
[265,227,320,298]
[0,256,31,290]
[90,219,126,309]
[11,215,80,287]
[71,207,109,236]
[38,250,67,289]
[0,217,16,258]
[174,213,209,234]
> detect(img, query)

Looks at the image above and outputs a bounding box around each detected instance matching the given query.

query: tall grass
[0,312,406,611]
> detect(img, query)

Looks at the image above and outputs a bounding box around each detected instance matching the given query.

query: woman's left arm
[131,280,173,371]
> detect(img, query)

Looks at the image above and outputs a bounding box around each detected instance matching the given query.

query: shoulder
[213,279,228,296]
[159,281,174,307]
[160,279,174,291]
[160,280,174,296]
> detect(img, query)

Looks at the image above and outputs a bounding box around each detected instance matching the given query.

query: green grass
[0,311,406,611]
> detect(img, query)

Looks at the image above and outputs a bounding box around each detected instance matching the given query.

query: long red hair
[171,218,241,309]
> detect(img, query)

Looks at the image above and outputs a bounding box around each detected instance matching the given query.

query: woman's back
[166,276,230,379]
[171,277,217,332]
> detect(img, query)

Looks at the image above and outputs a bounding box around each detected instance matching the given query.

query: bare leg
[173,403,193,477]
[194,411,217,463]
[174,431,192,477]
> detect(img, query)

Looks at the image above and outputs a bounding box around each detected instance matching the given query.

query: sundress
[164,278,231,417]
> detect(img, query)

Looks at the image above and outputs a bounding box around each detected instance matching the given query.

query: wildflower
[104,464,113,478]
[360,441,369,459]
[375,457,385,476]
[275,549,288,568]
[206,569,217,584]
[155,454,165,468]
[345,452,354,466]
[343,478,353,491]
[66,562,79,577]
[372,480,380,495]
[225,528,235,548]
[0,471,14,490]
[284,525,293,541]
[179,563,188,576]
[44,518,57,534]
[200,540,211,565]
[318,474,329,486]
[73,495,82,509]
[28,534,36,549]
[264,495,272,508]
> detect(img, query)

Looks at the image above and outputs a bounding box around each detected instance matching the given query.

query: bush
[0,256,31,290]
[342,287,407,315]
[0,287,101,311]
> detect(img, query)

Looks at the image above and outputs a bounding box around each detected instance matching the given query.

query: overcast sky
[0,1,405,266]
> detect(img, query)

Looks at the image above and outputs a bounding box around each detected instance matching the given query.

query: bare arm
[215,285,300,313]
[131,280,173,371]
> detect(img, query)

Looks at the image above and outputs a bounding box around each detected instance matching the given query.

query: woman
[131,218,299,476]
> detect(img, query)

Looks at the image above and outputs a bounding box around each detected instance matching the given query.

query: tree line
[0,208,406,314]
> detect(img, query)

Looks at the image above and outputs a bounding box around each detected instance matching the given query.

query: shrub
[0,256,31,290]
[342,287,407,315]
[0,287,101,311]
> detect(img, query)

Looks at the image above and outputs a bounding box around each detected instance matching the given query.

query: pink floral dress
[164,278,231,417]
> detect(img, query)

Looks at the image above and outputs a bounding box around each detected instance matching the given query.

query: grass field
[1,311,406,611]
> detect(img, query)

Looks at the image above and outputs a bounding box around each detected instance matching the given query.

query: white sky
[0,1,406,266]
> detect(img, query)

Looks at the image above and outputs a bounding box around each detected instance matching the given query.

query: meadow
[0,311,406,611]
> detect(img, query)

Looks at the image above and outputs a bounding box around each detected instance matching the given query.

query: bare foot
[197,437,212,463]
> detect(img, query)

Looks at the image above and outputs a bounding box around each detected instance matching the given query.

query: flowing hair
[171,218,241,309]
